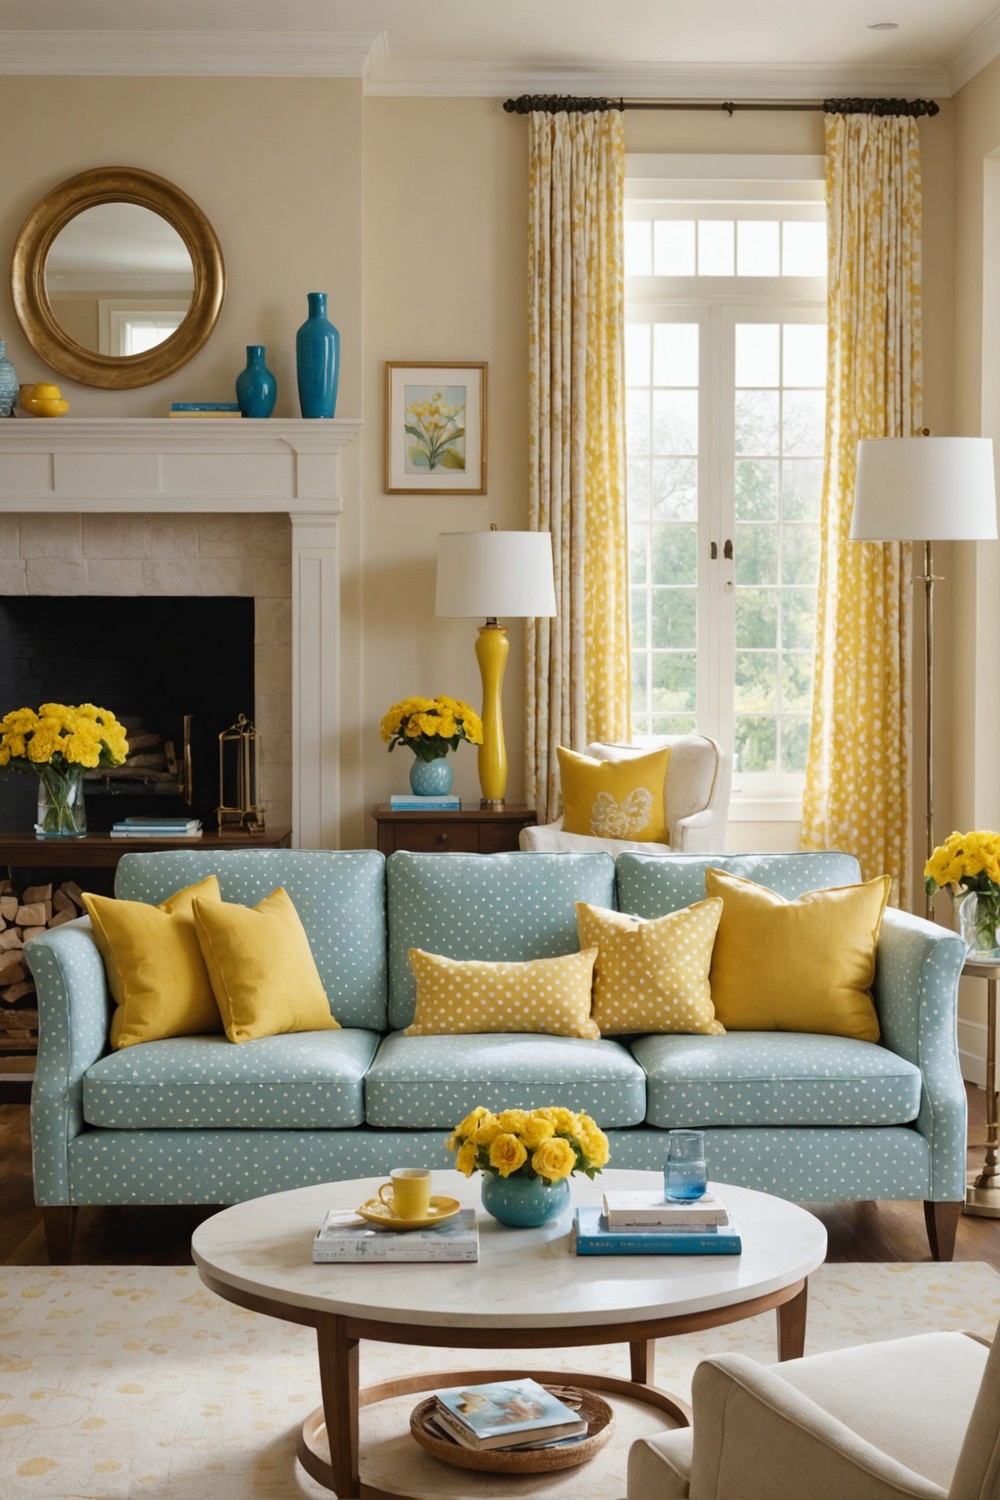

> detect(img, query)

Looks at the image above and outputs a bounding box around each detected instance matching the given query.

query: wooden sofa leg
[43,1207,78,1264]
[924,1200,962,1262]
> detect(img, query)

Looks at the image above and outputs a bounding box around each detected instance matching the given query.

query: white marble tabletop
[191,1169,827,1332]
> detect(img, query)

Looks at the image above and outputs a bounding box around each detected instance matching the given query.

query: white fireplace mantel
[0,418,363,849]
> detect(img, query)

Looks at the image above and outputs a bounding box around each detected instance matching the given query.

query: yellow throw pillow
[558,745,671,842]
[84,876,224,1050]
[576,900,725,1036]
[192,886,339,1044]
[705,868,890,1041]
[405,947,601,1038]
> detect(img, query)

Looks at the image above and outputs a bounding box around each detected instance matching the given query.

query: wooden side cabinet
[371,804,536,855]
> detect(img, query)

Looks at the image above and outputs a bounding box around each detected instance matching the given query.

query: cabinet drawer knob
[437,832,450,845]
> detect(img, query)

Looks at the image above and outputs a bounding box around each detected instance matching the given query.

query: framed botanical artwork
[384,361,487,494]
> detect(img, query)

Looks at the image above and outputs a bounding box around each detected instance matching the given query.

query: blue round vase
[0,341,18,418]
[296,292,340,419]
[480,1173,571,1228]
[235,345,277,418]
[409,756,454,796]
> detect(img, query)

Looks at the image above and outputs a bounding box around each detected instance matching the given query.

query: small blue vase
[409,756,454,796]
[296,292,340,419]
[235,345,277,418]
[0,341,18,418]
[480,1172,571,1228]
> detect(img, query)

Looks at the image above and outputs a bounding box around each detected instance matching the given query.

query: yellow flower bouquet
[925,829,1000,957]
[447,1106,610,1227]
[380,695,483,763]
[0,702,129,837]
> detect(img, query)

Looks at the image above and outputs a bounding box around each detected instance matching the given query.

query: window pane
[781,653,813,712]
[698,219,734,275]
[652,653,697,712]
[653,390,698,454]
[737,220,780,276]
[652,713,698,735]
[781,716,810,773]
[735,389,780,455]
[653,458,697,521]
[630,590,649,649]
[651,524,697,585]
[625,220,652,275]
[781,525,820,585]
[735,459,778,521]
[631,653,650,710]
[625,323,651,385]
[735,716,777,773]
[783,220,827,277]
[626,388,651,453]
[654,220,695,275]
[781,458,823,521]
[782,588,816,649]
[782,390,825,456]
[735,588,777,648]
[629,530,648,586]
[653,323,699,386]
[735,323,779,386]
[627,458,651,519]
[652,587,697,648]
[735,524,778,585]
[783,323,827,386]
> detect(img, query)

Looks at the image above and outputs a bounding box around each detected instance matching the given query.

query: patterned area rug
[2,1262,999,1500]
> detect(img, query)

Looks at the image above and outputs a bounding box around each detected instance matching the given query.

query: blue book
[389,795,461,811]
[170,401,240,411]
[572,1206,742,1256]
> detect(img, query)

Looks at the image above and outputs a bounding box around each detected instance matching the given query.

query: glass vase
[408,755,454,797]
[957,890,1000,960]
[34,765,87,838]
[663,1128,708,1202]
[480,1172,571,1228]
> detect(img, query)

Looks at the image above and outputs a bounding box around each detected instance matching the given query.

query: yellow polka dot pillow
[405,946,600,1038]
[705,868,889,1041]
[558,745,671,843]
[576,900,725,1035]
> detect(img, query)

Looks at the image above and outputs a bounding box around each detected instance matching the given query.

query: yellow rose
[455,1141,478,1176]
[536,1106,577,1134]
[531,1136,577,1182]
[452,1105,488,1140]
[472,1113,501,1147]
[576,1119,610,1169]
[496,1109,530,1136]
[488,1134,528,1177]
[520,1113,556,1149]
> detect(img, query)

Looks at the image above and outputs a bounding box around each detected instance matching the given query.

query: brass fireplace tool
[216,714,265,833]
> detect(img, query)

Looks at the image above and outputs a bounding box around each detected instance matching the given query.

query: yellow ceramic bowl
[24,396,69,417]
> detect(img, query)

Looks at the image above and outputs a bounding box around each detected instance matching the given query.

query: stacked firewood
[0,879,86,1054]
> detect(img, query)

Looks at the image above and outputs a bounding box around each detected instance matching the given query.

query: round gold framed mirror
[11,166,225,390]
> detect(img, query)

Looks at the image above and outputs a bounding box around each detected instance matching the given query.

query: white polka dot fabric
[404,946,601,1038]
[576,899,724,1035]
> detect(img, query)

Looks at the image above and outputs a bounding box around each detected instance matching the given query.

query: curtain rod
[502,94,940,118]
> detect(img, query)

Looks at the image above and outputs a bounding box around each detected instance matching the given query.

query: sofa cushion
[114,848,388,1030]
[576,899,724,1035]
[364,1031,646,1129]
[558,744,671,842]
[633,1031,922,1128]
[405,946,601,1038]
[83,1029,381,1129]
[616,850,864,917]
[386,851,616,1031]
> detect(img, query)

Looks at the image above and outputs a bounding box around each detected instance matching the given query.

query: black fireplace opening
[0,595,256,831]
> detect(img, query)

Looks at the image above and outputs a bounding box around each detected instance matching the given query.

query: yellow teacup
[378,1168,431,1219]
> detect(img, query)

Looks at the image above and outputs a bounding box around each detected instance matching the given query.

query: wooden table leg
[776,1281,808,1361]
[629,1337,656,1383]
[314,1312,359,1498]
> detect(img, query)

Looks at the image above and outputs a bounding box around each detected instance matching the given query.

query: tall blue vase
[235,345,277,418]
[296,292,340,419]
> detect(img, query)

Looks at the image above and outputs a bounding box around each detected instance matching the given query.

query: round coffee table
[191,1169,826,1498]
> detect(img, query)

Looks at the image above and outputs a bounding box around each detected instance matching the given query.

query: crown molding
[947,7,1000,93]
[0,29,386,77]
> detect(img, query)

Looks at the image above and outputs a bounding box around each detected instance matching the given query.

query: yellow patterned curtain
[525,108,630,823]
[801,111,922,907]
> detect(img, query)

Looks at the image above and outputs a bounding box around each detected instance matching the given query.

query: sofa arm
[670,808,721,853]
[518,819,673,855]
[685,1355,946,1500]
[873,907,967,1201]
[25,917,111,1205]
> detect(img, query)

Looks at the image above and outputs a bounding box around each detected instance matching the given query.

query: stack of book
[109,816,203,839]
[572,1189,742,1256]
[389,792,461,811]
[312,1207,479,1263]
[168,402,242,419]
[424,1377,587,1452]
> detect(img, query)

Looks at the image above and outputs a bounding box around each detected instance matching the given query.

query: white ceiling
[2,0,1000,97]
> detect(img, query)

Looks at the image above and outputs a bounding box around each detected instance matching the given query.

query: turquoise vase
[480,1172,571,1228]
[235,346,277,418]
[409,756,454,796]
[296,292,340,419]
[0,341,18,418]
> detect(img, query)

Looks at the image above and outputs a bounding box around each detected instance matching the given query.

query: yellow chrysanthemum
[531,1136,578,1182]
[488,1134,528,1177]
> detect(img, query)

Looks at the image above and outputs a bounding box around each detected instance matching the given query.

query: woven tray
[409,1385,615,1474]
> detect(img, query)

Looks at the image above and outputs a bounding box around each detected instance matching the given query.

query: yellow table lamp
[435,527,556,808]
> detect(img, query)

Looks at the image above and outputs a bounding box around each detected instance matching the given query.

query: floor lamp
[850,436,998,919]
[435,527,556,808]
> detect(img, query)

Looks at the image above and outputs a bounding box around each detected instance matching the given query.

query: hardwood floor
[2,1084,999,1268]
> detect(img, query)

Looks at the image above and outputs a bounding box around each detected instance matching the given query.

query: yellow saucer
[355,1195,462,1232]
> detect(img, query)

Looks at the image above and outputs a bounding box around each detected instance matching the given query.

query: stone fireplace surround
[0,418,361,848]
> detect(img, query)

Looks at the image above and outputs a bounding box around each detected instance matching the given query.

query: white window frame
[98,299,188,357]
[625,155,826,822]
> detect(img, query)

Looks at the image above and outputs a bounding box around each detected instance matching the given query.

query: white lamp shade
[435,530,557,619]
[851,436,998,542]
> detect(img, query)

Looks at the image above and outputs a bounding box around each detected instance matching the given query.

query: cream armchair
[519,734,730,854]
[627,1324,1000,1500]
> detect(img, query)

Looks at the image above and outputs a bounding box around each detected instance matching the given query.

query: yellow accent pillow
[705,868,890,1041]
[83,876,224,1051]
[192,886,339,1044]
[558,745,671,842]
[405,947,601,1038]
[576,899,725,1036]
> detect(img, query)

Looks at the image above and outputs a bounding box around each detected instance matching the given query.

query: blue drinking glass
[664,1128,708,1202]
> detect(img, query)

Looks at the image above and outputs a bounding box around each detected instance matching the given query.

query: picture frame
[384,361,487,494]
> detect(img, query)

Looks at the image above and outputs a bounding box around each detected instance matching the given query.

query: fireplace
[0,595,255,831]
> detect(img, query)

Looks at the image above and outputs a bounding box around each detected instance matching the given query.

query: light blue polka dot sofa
[27,847,967,1263]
